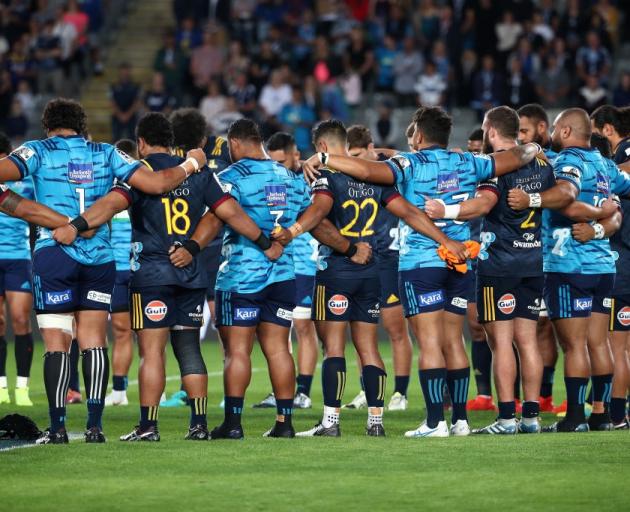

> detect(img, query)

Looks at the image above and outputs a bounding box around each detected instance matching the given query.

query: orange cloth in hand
[437,240,481,274]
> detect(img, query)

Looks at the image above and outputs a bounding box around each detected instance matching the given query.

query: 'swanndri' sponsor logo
[497,294,516,315]
[145,300,168,322]
[265,185,287,206]
[234,308,259,321]
[328,294,348,315]
[573,298,592,312]
[45,289,72,305]
[617,306,630,326]
[437,171,459,193]
[68,162,94,183]
[87,291,111,304]
[418,290,444,306]
[513,232,540,249]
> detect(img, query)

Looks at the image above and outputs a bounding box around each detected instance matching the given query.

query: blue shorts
[32,246,115,313]
[130,285,205,329]
[378,254,401,309]
[215,280,296,328]
[610,295,630,332]
[399,267,470,317]
[312,273,380,324]
[295,274,315,309]
[110,270,130,313]
[0,259,32,295]
[544,272,614,320]
[476,275,543,323]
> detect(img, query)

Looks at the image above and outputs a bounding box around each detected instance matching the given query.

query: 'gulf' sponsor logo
[497,294,516,315]
[145,300,168,322]
[618,307,630,327]
[328,294,348,315]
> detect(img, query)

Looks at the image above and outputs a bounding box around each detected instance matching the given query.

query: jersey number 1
[162,198,191,235]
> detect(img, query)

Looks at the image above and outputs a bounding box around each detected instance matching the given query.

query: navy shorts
[130,285,205,330]
[215,280,296,328]
[399,267,470,317]
[476,275,543,323]
[32,246,115,313]
[0,259,32,295]
[467,261,478,304]
[312,273,380,324]
[295,274,315,309]
[544,272,613,320]
[110,270,130,313]
[203,242,222,301]
[378,254,401,309]
[592,274,615,315]
[610,295,630,332]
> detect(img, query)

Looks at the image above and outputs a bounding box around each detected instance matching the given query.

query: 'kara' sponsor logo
[418,290,444,306]
[45,289,72,305]
[574,298,592,311]
[145,300,168,322]
[328,294,348,315]
[87,291,111,304]
[497,294,516,315]
[451,297,467,309]
[617,307,630,326]
[234,308,260,321]
[276,308,293,321]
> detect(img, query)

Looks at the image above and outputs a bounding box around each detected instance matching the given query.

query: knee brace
[171,328,207,376]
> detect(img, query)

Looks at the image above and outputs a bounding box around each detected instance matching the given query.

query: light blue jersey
[543,147,630,274]
[110,209,132,272]
[0,178,34,259]
[385,147,495,271]
[215,158,311,294]
[293,233,318,277]
[8,136,140,265]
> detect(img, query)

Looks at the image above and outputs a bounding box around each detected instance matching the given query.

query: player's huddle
[0,97,629,443]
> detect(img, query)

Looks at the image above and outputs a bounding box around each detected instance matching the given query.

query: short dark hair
[115,139,138,159]
[347,125,373,149]
[312,119,347,146]
[41,98,87,135]
[170,108,207,151]
[468,128,484,141]
[591,133,612,158]
[485,106,519,140]
[266,132,296,152]
[227,119,262,143]
[517,103,549,126]
[412,107,451,146]
[0,131,11,156]
[591,105,630,136]
[136,112,174,148]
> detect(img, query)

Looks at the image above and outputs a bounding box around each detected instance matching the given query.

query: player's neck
[610,134,624,153]
[141,146,170,156]
[491,138,516,151]
[47,129,78,138]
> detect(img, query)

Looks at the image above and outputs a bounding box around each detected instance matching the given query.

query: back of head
[347,124,373,150]
[136,112,174,148]
[266,132,296,153]
[558,108,591,142]
[590,105,623,134]
[42,98,87,136]
[312,119,347,149]
[170,108,207,151]
[227,118,263,144]
[115,138,139,160]
[485,106,519,140]
[412,106,452,147]
[0,131,11,157]
[517,103,549,126]
[468,128,484,142]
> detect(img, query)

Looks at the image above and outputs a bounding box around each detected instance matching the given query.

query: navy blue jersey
[121,153,230,288]
[311,168,399,279]
[373,152,400,258]
[610,139,630,294]
[477,155,555,277]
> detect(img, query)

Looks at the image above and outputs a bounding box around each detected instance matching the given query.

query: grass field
[1,337,629,511]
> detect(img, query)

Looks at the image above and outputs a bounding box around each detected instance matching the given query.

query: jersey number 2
[340,198,378,237]
[162,198,190,235]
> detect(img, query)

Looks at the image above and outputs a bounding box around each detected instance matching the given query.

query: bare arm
[508,180,577,211]
[560,197,617,223]
[81,190,130,228]
[572,211,623,243]
[189,211,224,249]
[425,189,498,221]
[214,197,265,243]
[302,153,395,185]
[310,218,352,254]
[492,143,541,177]
[0,157,23,183]
[0,188,69,228]
[272,193,333,246]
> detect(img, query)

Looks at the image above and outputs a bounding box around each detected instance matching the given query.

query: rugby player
[302,107,543,437]
[104,139,137,407]
[508,108,630,432]
[0,98,208,444]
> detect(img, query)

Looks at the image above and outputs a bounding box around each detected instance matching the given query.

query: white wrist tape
[443,204,461,220]
[593,223,605,240]
[528,193,542,208]
[179,157,199,177]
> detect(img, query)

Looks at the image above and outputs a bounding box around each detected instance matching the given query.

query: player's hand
[350,242,372,265]
[599,197,618,219]
[302,154,322,183]
[572,223,595,243]
[53,224,78,245]
[169,244,193,268]
[507,188,530,211]
[264,241,284,261]
[443,238,469,262]
[271,226,292,246]
[187,148,207,171]
[424,198,445,219]
[79,228,96,239]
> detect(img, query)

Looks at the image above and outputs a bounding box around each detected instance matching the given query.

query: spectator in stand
[559,0,585,51]
[5,97,28,144]
[223,40,250,86]
[320,80,349,123]
[431,40,451,83]
[415,60,447,108]
[375,35,397,92]
[393,36,424,107]
[143,72,176,114]
[385,3,412,41]
[505,57,537,108]
[292,9,316,73]
[199,78,227,126]
[210,96,243,136]
[190,29,225,102]
[250,41,281,91]
[0,71,12,131]
[63,0,89,77]
[34,20,63,96]
[339,64,362,110]
[531,10,555,44]
[229,70,257,118]
[347,26,374,92]
[576,31,611,84]
[176,17,202,55]
[52,7,77,85]
[6,36,37,89]
[495,10,523,65]
[370,100,399,148]
[613,72,630,108]
[15,80,36,126]
[471,54,504,120]
[417,0,440,44]
[153,30,187,100]
[259,69,292,118]
[510,37,541,77]
[278,85,316,153]
[578,74,609,113]
[535,54,570,108]
[109,62,141,141]
[311,36,342,85]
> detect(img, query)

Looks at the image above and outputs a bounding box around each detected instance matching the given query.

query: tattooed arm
[0,186,69,228]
